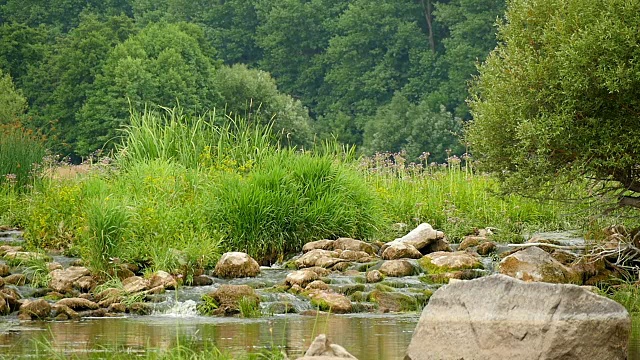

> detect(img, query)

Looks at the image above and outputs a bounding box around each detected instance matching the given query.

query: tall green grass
[0,124,46,189]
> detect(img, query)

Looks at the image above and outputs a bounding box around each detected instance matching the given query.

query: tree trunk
[420,0,436,53]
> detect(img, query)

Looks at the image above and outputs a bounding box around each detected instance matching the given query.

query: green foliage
[210,150,381,261]
[238,296,262,318]
[197,294,219,316]
[214,64,313,146]
[599,283,640,314]
[82,197,131,273]
[0,68,27,123]
[22,257,52,288]
[0,125,46,189]
[363,93,464,163]
[468,0,640,208]
[77,21,220,156]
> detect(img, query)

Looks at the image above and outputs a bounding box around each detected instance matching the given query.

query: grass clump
[0,124,46,190]
[238,296,262,318]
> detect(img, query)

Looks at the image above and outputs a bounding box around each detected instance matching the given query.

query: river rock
[50,266,91,294]
[419,251,483,273]
[214,252,260,278]
[366,270,384,283]
[477,241,497,255]
[4,251,47,262]
[308,290,352,314]
[338,250,375,262]
[19,299,51,320]
[149,270,177,290]
[209,284,260,316]
[458,235,485,250]
[303,240,335,252]
[4,273,27,286]
[122,276,149,294]
[0,277,4,289]
[47,262,63,272]
[1,287,21,312]
[332,238,376,255]
[307,266,332,277]
[381,242,422,260]
[0,293,10,315]
[75,276,96,292]
[52,304,80,320]
[369,290,417,312]
[500,246,580,284]
[297,334,357,359]
[56,298,99,311]
[191,275,214,286]
[0,245,22,255]
[286,269,319,288]
[96,288,124,307]
[381,223,446,255]
[295,249,343,269]
[306,280,329,291]
[405,274,630,360]
[379,260,416,277]
[0,263,10,277]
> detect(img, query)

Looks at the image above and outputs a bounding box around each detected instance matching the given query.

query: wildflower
[4,173,17,185]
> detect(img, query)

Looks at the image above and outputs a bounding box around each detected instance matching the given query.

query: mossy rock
[330,283,365,296]
[369,290,418,312]
[350,291,370,302]
[374,283,395,292]
[418,252,483,274]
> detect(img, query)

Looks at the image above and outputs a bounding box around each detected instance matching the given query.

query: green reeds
[0,124,46,189]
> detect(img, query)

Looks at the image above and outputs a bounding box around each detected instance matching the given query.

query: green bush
[210,150,381,262]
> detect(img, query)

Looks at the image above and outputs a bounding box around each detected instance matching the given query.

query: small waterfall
[154,299,199,317]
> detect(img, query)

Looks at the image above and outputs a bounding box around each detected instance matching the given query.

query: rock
[208,284,259,315]
[107,303,126,313]
[214,252,261,279]
[1,287,21,312]
[382,223,445,254]
[113,265,135,280]
[379,260,416,277]
[477,241,497,255]
[332,238,375,255]
[127,302,151,315]
[419,251,483,273]
[366,270,384,283]
[47,262,63,272]
[78,308,108,317]
[0,245,22,256]
[96,288,123,307]
[0,263,10,277]
[19,299,51,320]
[381,243,422,260]
[4,273,27,285]
[421,269,486,284]
[458,236,484,250]
[50,266,91,294]
[0,277,5,289]
[309,290,352,314]
[500,246,580,284]
[286,270,319,288]
[149,271,177,290]
[551,249,578,265]
[122,276,149,294]
[4,251,47,262]
[56,298,99,311]
[303,240,335,252]
[421,238,452,253]
[306,280,329,291]
[405,274,630,360]
[295,249,343,269]
[307,266,332,277]
[191,275,213,286]
[330,262,351,272]
[369,290,417,312]
[0,293,10,315]
[338,250,375,262]
[297,334,357,359]
[74,276,96,292]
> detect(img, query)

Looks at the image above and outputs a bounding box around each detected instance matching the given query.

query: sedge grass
[0,124,46,190]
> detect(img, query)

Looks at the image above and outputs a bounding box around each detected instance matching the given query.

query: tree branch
[619,196,640,209]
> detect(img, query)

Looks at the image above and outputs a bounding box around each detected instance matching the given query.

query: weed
[238,296,262,318]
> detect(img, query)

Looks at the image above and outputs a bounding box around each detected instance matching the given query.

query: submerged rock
[405,274,630,360]
[208,284,260,316]
[214,252,260,279]
[297,334,357,359]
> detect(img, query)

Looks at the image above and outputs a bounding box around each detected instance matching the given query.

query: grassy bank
[0,107,585,276]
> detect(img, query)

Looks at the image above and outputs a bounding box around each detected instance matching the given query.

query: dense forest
[0,0,505,162]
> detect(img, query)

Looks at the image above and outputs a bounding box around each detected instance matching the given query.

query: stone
[4,251,47,262]
[458,236,484,250]
[191,275,213,286]
[0,277,5,289]
[19,299,51,320]
[78,308,108,317]
[381,223,445,254]
[96,288,123,307]
[330,262,351,272]
[297,334,357,359]
[1,287,21,312]
[307,266,331,277]
[369,290,417,312]
[50,266,91,294]
[421,238,452,253]
[56,298,99,311]
[4,273,27,285]
[405,274,630,360]
[149,270,177,290]
[338,250,375,262]
[0,245,22,256]
[379,260,416,277]
[306,280,329,291]
[0,263,10,277]
[0,293,10,315]
[52,303,81,320]
[500,246,580,284]
[107,303,126,313]
[366,270,384,283]
[46,262,63,272]
[308,290,352,314]
[214,252,261,278]
[286,270,319,288]
[551,249,578,265]
[209,284,259,316]
[74,276,96,292]
[332,238,375,255]
[295,249,343,269]
[477,241,497,255]
[303,240,335,252]
[122,276,149,294]
[419,251,483,273]
[127,303,151,315]
[381,243,422,260]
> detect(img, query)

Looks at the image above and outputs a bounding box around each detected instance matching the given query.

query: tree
[76,22,220,155]
[0,68,27,123]
[467,0,640,209]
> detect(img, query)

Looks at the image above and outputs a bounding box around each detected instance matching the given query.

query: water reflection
[0,314,419,359]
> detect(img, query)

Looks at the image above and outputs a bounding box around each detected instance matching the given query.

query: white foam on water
[154,299,199,317]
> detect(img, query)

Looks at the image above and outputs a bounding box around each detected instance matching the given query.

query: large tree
[468,0,640,209]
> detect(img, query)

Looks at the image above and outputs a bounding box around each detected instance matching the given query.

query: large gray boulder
[405,274,630,360]
[500,246,580,284]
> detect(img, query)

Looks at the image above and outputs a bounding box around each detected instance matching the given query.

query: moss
[374,283,395,292]
[418,256,483,275]
[369,290,418,312]
[419,274,450,285]
[350,291,370,302]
